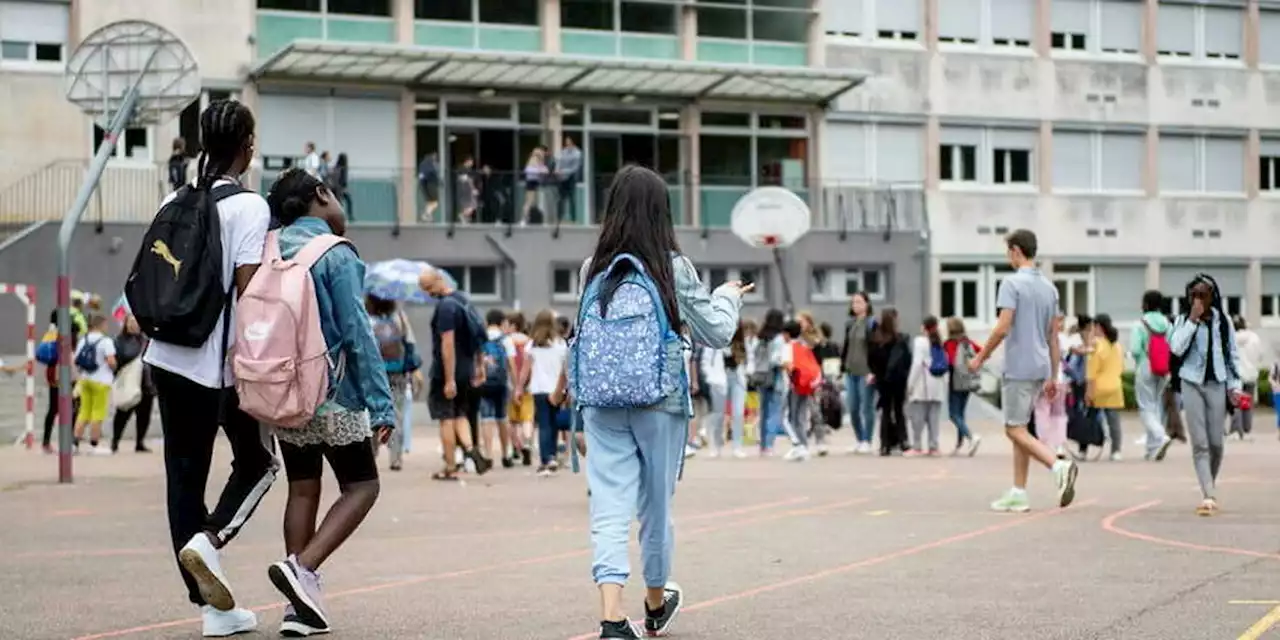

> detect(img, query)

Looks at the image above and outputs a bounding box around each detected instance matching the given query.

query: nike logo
[243,321,271,342]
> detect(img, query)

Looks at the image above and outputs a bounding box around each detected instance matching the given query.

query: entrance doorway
[590,133,657,222]
[447,128,517,224]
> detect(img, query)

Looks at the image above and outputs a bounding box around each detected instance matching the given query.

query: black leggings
[112,392,154,451]
[43,388,80,448]
[877,385,907,452]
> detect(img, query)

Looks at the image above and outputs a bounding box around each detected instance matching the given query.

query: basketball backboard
[729,187,812,249]
[65,20,200,129]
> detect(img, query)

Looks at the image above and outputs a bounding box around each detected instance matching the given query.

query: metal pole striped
[0,284,36,448]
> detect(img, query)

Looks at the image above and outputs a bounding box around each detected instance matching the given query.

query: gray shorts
[1002,378,1044,427]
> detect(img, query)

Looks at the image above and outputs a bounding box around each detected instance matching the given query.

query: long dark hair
[871,307,899,344]
[583,165,681,326]
[923,315,941,347]
[1095,313,1119,344]
[730,322,747,365]
[849,291,873,318]
[758,308,786,343]
[195,100,255,190]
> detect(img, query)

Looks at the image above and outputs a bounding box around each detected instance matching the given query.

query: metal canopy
[251,40,867,106]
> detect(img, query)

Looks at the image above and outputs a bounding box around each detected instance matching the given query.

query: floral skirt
[274,402,372,448]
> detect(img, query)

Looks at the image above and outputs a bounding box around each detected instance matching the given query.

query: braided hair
[266,167,323,227]
[195,100,255,190]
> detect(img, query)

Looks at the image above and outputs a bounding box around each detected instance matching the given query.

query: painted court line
[1101,500,1280,561]
[564,499,1096,640]
[1237,604,1280,640]
[18,496,811,561]
[67,495,864,640]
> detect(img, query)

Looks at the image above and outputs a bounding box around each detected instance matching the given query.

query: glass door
[590,133,621,223]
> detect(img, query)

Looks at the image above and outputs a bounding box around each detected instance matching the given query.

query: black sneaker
[599,618,643,639]
[644,582,683,637]
[279,607,330,637]
[469,449,493,475]
[521,447,532,466]
[501,456,514,469]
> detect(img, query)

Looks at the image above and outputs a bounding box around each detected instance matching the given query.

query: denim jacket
[277,217,396,426]
[579,254,743,416]
[1169,308,1243,393]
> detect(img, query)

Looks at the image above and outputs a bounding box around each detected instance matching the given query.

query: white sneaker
[201,605,256,637]
[731,448,748,459]
[90,446,113,456]
[846,444,861,455]
[179,533,236,611]
[966,435,983,458]
[784,446,809,461]
[683,445,698,459]
[1053,459,1080,508]
[816,444,829,457]
[858,442,873,455]
[1109,452,1123,462]
[706,449,721,459]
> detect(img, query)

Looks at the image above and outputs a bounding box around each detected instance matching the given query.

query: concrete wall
[0,222,925,354]
[0,72,86,189]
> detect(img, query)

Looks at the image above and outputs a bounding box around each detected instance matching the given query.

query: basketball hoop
[730,187,812,250]
[753,234,782,248]
[54,21,200,484]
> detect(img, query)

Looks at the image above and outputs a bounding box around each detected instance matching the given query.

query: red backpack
[790,342,822,396]
[1144,319,1171,377]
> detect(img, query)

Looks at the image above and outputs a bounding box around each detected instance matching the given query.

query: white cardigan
[907,335,949,403]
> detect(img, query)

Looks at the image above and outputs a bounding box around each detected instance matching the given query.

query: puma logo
[151,240,182,278]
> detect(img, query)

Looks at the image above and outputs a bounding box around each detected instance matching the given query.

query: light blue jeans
[1134,366,1168,457]
[759,389,787,450]
[583,406,687,588]
[725,373,747,448]
[845,374,877,443]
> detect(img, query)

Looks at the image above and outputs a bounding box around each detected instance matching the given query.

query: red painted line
[563,499,1097,640]
[1100,499,1280,561]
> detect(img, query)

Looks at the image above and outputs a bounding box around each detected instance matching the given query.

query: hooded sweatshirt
[1128,310,1171,372]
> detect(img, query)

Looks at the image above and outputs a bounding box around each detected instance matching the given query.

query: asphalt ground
[1,414,1278,640]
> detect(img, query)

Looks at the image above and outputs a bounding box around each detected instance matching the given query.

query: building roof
[250,40,866,107]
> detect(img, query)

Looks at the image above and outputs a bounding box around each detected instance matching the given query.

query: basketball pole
[54,80,146,484]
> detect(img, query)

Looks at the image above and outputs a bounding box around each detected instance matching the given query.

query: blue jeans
[947,390,972,445]
[533,393,558,466]
[725,373,747,448]
[845,374,877,443]
[583,407,686,587]
[758,389,786,450]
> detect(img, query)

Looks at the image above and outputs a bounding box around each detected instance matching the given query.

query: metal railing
[0,160,168,226]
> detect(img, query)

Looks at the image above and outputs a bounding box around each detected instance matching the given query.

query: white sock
[1010,487,1026,496]
[1052,459,1069,474]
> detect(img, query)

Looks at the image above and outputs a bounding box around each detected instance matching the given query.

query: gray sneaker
[268,557,330,634]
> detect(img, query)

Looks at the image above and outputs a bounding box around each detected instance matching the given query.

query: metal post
[55,88,141,483]
[918,189,932,324]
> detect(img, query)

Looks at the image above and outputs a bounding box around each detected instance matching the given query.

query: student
[521,310,568,476]
[366,294,421,471]
[943,317,983,456]
[968,230,1079,513]
[1270,361,1280,439]
[1128,290,1173,461]
[781,320,816,462]
[720,323,749,459]
[480,308,517,467]
[697,331,730,457]
[752,309,788,456]
[40,310,80,454]
[559,165,746,640]
[504,311,534,466]
[867,308,910,456]
[419,269,492,480]
[906,315,947,457]
[1169,274,1243,516]
[1229,314,1263,441]
[72,314,116,455]
[110,314,154,454]
[138,100,278,636]
[1083,314,1124,461]
[263,168,396,637]
[841,292,877,453]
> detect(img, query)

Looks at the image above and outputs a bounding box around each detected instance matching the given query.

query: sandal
[1195,498,1218,517]
[431,468,459,481]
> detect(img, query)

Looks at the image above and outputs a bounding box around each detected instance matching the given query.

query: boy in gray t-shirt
[968,230,1079,513]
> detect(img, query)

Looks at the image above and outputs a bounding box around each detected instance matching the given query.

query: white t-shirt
[144,180,271,388]
[75,331,117,385]
[1058,332,1081,384]
[303,152,322,178]
[527,338,568,395]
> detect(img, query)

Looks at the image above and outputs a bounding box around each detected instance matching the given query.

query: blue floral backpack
[569,253,683,409]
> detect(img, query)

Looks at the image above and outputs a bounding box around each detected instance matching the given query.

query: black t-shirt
[430,293,476,383]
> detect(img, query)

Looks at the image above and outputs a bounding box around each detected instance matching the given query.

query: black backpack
[126,183,248,348]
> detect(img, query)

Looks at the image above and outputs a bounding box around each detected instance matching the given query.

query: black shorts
[428,378,478,421]
[279,438,378,485]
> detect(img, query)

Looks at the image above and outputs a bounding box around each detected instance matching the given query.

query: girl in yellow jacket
[1085,314,1125,461]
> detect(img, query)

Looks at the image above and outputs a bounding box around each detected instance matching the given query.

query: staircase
[0,160,167,225]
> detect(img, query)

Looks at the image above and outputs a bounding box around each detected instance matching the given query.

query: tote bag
[112,360,143,411]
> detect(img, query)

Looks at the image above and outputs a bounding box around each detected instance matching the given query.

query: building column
[394,0,413,43]
[68,0,82,46]
[1247,129,1261,198]
[1034,0,1051,57]
[1142,0,1157,64]
[1143,125,1158,196]
[240,81,262,191]
[398,88,416,225]
[680,4,697,60]
[682,105,701,226]
[807,0,824,66]
[929,256,942,316]
[924,0,938,50]
[1145,257,1160,290]
[543,0,561,53]
[924,116,940,190]
[807,109,825,224]
[1038,121,1052,195]
[1248,258,1263,329]
[1246,0,1260,69]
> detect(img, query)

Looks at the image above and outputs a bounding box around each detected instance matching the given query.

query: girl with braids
[550,165,749,640]
[263,168,395,637]
[141,99,278,637]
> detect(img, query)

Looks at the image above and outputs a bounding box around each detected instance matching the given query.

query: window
[757,137,808,188]
[874,0,919,41]
[1261,140,1280,192]
[1050,0,1142,55]
[753,6,808,43]
[552,267,580,300]
[701,267,765,301]
[811,267,887,301]
[621,2,678,34]
[328,0,391,16]
[442,265,501,299]
[1052,130,1144,192]
[1051,267,1093,317]
[989,0,1033,47]
[417,0,472,21]
[940,126,1036,186]
[940,144,978,182]
[0,1,68,65]
[92,125,153,162]
[825,0,862,37]
[697,4,748,39]
[939,265,983,323]
[258,0,320,9]
[700,135,753,186]
[1158,134,1244,194]
[1261,293,1280,318]
[1158,3,1242,61]
[479,0,538,25]
[696,0,809,42]
[563,0,612,30]
[992,148,1030,185]
[1262,10,1280,66]
[938,0,1030,47]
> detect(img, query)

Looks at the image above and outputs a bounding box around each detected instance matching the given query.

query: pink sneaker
[927,449,942,457]
[903,449,924,458]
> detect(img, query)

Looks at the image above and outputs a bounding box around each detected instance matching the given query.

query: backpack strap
[293,233,352,269]
[210,184,250,202]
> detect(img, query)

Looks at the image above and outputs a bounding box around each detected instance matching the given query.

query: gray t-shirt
[997,267,1059,381]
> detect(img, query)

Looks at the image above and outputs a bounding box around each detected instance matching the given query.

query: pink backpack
[233,231,349,428]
